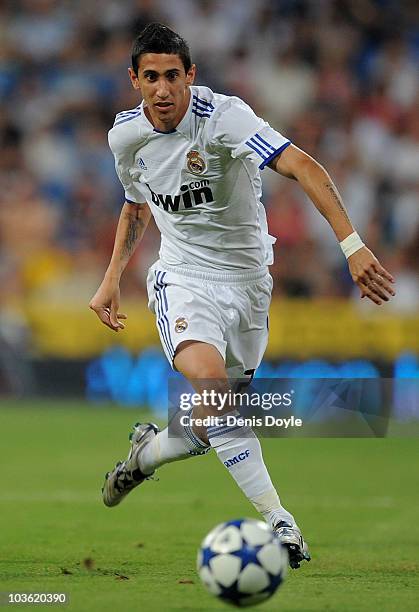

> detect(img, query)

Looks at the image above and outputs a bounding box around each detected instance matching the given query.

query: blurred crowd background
[0,0,418,396]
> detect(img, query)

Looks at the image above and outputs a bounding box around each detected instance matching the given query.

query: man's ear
[128,67,141,90]
[186,64,196,86]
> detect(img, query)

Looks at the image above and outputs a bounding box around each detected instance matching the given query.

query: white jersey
[108,85,290,271]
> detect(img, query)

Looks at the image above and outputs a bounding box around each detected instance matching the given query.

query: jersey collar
[140,88,193,139]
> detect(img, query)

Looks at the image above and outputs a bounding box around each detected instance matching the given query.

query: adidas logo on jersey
[146,180,214,212]
[138,157,147,170]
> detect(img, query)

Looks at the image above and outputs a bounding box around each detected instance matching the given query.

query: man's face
[129,53,195,131]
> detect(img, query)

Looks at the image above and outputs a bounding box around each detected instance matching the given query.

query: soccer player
[89,23,395,568]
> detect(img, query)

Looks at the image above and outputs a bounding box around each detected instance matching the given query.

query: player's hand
[347,246,395,305]
[89,278,127,332]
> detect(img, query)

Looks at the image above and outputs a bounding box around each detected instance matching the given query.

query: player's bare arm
[270,145,395,305]
[89,201,151,331]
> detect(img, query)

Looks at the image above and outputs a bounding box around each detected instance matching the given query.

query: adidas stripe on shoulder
[192,94,215,119]
[113,106,142,127]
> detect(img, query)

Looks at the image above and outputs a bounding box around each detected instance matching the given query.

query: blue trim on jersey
[154,271,175,359]
[160,272,169,311]
[125,198,142,205]
[183,411,209,449]
[114,111,141,126]
[192,95,214,119]
[193,104,213,114]
[193,100,214,113]
[154,284,169,355]
[115,112,139,120]
[154,272,171,357]
[160,273,175,356]
[192,109,213,118]
[155,297,173,359]
[192,95,214,109]
[207,421,246,435]
[245,138,270,159]
[156,311,171,358]
[115,106,141,118]
[155,271,173,357]
[192,106,214,117]
[153,127,177,134]
[207,426,233,436]
[184,424,202,449]
[259,141,291,169]
[254,133,276,153]
[207,421,232,431]
[207,425,243,438]
[192,104,213,114]
[247,135,274,156]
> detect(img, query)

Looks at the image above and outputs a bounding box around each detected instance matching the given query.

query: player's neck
[145,88,191,133]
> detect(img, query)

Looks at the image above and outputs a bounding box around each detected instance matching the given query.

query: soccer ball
[197,518,288,607]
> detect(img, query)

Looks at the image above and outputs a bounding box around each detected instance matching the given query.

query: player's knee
[197,367,228,382]
[179,363,227,382]
[174,340,227,381]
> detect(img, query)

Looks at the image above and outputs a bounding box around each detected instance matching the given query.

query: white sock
[207,415,295,528]
[138,409,209,475]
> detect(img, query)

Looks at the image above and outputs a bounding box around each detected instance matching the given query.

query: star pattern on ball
[198,519,287,606]
[265,570,284,595]
[224,519,245,529]
[232,542,264,571]
[218,580,243,605]
[200,546,219,568]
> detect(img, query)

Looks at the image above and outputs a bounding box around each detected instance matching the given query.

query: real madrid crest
[186,150,206,175]
[175,317,188,333]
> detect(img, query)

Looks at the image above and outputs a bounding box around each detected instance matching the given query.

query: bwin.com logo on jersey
[146,181,214,212]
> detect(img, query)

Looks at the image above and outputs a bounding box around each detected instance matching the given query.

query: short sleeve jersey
[108,85,290,271]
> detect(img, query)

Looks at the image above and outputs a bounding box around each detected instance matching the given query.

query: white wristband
[340,231,365,259]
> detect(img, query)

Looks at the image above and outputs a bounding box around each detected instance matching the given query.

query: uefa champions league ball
[197,518,288,607]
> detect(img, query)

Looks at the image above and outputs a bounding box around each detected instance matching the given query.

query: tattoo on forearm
[324,182,351,224]
[122,209,145,258]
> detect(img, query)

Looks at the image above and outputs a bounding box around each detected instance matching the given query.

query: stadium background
[0,0,418,407]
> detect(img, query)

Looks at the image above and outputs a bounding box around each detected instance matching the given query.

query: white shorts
[146,261,272,377]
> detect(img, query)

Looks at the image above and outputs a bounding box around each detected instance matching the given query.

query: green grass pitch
[0,400,418,611]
